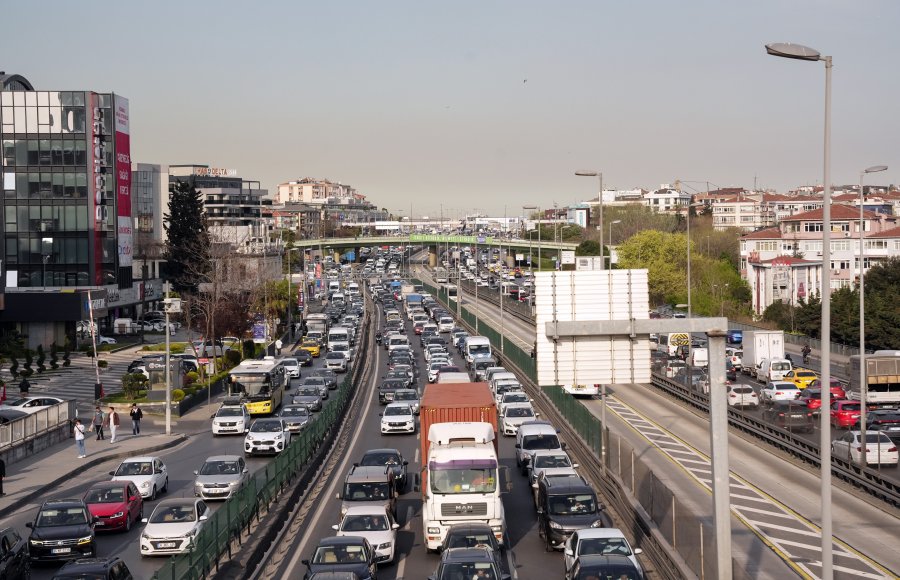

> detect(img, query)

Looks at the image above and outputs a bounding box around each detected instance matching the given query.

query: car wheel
[125,512,132,532]
[163,477,169,494]
[545,531,554,552]
[149,485,157,501]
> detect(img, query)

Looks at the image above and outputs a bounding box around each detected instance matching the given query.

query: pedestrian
[73,418,86,458]
[0,456,6,496]
[92,406,105,440]
[108,406,120,443]
[130,403,143,436]
[18,377,29,396]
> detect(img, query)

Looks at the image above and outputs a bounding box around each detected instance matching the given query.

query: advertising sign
[252,323,267,344]
[89,93,108,285]
[561,250,576,265]
[114,95,132,267]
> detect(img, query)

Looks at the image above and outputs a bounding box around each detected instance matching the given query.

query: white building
[276,177,361,205]
[643,185,691,212]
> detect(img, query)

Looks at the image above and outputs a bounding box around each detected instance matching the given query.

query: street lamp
[766,40,834,580]
[608,220,622,268]
[523,206,539,273]
[286,247,299,340]
[858,164,888,469]
[575,171,604,270]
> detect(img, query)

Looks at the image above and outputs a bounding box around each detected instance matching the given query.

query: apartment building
[276,177,360,205]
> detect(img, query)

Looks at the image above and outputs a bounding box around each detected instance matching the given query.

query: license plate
[52,548,72,554]
[95,521,105,526]
[257,446,270,451]
[157,542,177,548]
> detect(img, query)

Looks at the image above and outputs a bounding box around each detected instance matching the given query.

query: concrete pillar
[428,245,438,268]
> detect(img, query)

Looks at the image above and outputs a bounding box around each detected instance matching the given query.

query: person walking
[92,406,105,440]
[73,419,86,458]
[108,406,120,443]
[130,403,143,436]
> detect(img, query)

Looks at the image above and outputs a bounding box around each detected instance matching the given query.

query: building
[263,203,323,239]
[643,185,692,212]
[711,194,775,231]
[276,177,361,205]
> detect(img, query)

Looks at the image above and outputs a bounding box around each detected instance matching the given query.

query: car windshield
[302,341,318,348]
[430,459,498,494]
[332,344,349,352]
[345,483,390,501]
[548,493,596,515]
[312,544,368,564]
[199,460,240,475]
[84,487,125,504]
[385,406,411,416]
[304,378,326,386]
[445,532,496,550]
[522,434,561,451]
[115,461,153,476]
[282,359,298,366]
[283,407,309,417]
[250,421,283,433]
[36,507,89,527]
[217,407,243,417]
[838,403,861,412]
[506,407,535,418]
[297,387,319,396]
[438,562,497,580]
[149,504,197,523]
[772,362,792,371]
[326,353,344,361]
[341,514,389,532]
[579,536,633,556]
[503,394,528,404]
[534,454,571,468]
[394,392,417,402]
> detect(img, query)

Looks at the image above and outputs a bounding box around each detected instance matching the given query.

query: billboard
[114,95,132,267]
[89,93,108,285]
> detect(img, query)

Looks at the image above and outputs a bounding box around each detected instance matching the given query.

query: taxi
[299,340,321,357]
[783,368,818,389]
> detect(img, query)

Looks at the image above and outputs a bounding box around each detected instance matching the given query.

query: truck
[305,313,329,337]
[742,330,785,378]
[400,283,415,299]
[848,351,900,406]
[404,292,423,316]
[419,382,506,552]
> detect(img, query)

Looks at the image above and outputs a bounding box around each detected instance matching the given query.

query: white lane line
[804,562,889,579]
[734,505,803,519]
[730,493,772,503]
[748,522,822,537]
[395,505,415,579]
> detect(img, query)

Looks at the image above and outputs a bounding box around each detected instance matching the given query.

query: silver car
[193,455,249,500]
[392,389,420,414]
[280,405,312,431]
[325,352,348,373]
[302,377,329,399]
[293,386,323,412]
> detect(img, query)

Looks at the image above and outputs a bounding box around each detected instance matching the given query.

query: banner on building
[114,95,132,267]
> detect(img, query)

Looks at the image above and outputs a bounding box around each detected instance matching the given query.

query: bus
[658,333,690,358]
[848,351,900,406]
[443,284,458,299]
[226,358,286,415]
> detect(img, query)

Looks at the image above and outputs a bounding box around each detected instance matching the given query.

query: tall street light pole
[766,40,833,580]
[858,164,888,469]
[575,171,604,270]
[286,247,298,341]
[608,220,622,268]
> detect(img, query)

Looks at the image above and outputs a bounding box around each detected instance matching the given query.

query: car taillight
[729,393,736,398]
[889,447,898,452]
[776,392,783,396]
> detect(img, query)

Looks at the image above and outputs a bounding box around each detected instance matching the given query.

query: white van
[690,347,709,368]
[328,327,350,350]
[758,357,793,383]
[464,336,492,366]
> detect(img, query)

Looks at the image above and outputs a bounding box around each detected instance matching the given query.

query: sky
[4,1,899,215]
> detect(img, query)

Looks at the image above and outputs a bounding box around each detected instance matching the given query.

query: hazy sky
[5,1,899,215]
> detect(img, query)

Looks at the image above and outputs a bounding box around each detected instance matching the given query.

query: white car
[211,401,251,435]
[760,381,801,404]
[332,505,400,564]
[140,498,209,556]
[499,402,539,436]
[427,361,450,383]
[528,449,578,488]
[831,431,899,466]
[244,418,293,456]
[325,352,348,373]
[281,357,301,379]
[0,396,65,414]
[563,528,644,580]
[499,391,531,416]
[98,336,117,345]
[110,456,169,500]
[726,384,758,409]
[380,403,416,434]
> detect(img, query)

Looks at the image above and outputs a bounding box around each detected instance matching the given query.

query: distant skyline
[4,1,898,215]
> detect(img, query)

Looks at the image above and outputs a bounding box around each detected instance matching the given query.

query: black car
[428,547,509,580]
[0,527,29,579]
[358,448,409,492]
[295,349,314,367]
[536,474,608,551]
[302,536,377,580]
[27,499,97,563]
[440,523,503,568]
[568,554,642,580]
[312,368,339,390]
[855,410,900,443]
[52,557,133,579]
[378,379,407,405]
[762,401,815,433]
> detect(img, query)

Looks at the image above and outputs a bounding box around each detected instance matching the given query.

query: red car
[830,400,875,430]
[82,480,143,532]
[798,386,847,413]
[808,377,846,399]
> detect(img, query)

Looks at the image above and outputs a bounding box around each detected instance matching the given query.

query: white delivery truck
[742,330,785,379]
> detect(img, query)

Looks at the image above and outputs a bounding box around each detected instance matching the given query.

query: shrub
[225,350,241,367]
[122,372,149,400]
[36,344,46,374]
[97,359,109,369]
[172,389,185,402]
[184,386,198,396]
[50,342,59,370]
[184,371,200,386]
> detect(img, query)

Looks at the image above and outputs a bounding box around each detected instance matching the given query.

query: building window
[804,222,823,232]
[831,240,849,252]
[805,241,823,252]
[757,241,777,252]
[865,240,887,250]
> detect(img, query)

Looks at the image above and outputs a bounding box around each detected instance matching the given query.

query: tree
[616,230,690,305]
[575,240,602,256]
[164,180,210,294]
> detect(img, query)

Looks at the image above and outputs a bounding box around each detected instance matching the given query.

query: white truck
[742,330,785,379]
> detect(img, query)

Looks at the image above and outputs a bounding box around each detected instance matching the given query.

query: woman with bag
[73,419,86,458]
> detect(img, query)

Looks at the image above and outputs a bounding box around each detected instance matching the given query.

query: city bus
[658,333,691,358]
[848,351,900,406]
[226,358,286,415]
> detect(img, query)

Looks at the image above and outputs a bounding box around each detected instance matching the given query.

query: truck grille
[441,502,488,517]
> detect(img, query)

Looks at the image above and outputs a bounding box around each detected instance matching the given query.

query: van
[515,421,562,475]
[112,318,134,335]
[758,357,793,383]
[535,473,604,551]
[336,465,398,519]
[690,347,709,368]
[489,372,518,396]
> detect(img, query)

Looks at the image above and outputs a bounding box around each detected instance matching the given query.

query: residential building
[263,203,322,239]
[276,177,360,205]
[711,194,775,231]
[643,185,691,212]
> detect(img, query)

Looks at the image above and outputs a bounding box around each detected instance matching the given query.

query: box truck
[742,330,785,379]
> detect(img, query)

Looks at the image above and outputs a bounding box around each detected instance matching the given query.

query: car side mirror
[331,524,339,531]
[210,414,216,419]
[564,548,574,556]
[25,522,33,529]
[335,492,341,500]
[532,483,538,489]
[561,442,567,451]
[572,463,580,469]
[535,507,543,514]
[514,444,520,449]
[243,469,249,474]
[193,470,199,475]
[403,460,409,466]
[141,518,149,524]
[302,559,310,567]
[634,548,643,555]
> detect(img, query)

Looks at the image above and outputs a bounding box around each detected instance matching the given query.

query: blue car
[727,329,743,345]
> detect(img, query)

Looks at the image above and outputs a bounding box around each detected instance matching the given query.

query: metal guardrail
[649,372,900,509]
[0,400,75,450]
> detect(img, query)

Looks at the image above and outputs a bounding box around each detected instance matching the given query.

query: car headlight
[274,433,284,440]
[77,535,93,545]
[427,527,440,534]
[548,521,563,530]
[591,520,604,528]
[377,542,392,550]
[141,532,150,540]
[229,480,242,487]
[111,511,125,519]
[141,481,151,489]
[30,539,44,546]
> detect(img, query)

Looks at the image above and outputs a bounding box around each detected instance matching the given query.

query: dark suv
[428,547,510,580]
[336,465,398,518]
[0,527,29,579]
[26,499,97,563]
[762,401,815,433]
[52,557,133,579]
[536,474,608,551]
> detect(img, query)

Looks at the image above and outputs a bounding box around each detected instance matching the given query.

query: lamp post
[286,247,298,341]
[575,171,604,270]
[608,220,622,268]
[766,40,833,580]
[523,206,538,273]
[858,164,888,469]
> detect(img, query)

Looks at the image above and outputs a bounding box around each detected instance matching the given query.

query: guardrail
[0,400,75,451]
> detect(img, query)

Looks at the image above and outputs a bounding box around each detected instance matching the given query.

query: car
[299,340,322,357]
[855,410,900,444]
[440,523,503,569]
[498,391,530,415]
[567,554,643,580]
[515,421,563,475]
[0,526,29,579]
[726,384,759,409]
[499,402,539,436]
[97,336,117,345]
[211,399,251,436]
[26,499,97,563]
[139,498,209,557]
[392,389,420,414]
[312,368,339,390]
[331,506,399,564]
[82,481,143,533]
[301,536,378,580]
[759,381,801,404]
[535,473,607,551]
[378,378,407,405]
[761,401,815,433]
[303,376,330,399]
[325,352,349,373]
[831,430,899,466]
[193,455,250,500]
[808,377,847,398]
[281,357,301,379]
[244,418,293,456]
[281,405,313,431]
[358,448,409,492]
[830,400,874,430]
[0,396,66,414]
[295,349,314,367]
[109,456,169,500]
[782,369,818,390]
[563,528,645,579]
[51,557,134,579]
[294,386,324,412]
[427,546,509,580]
[385,369,414,387]
[380,403,416,435]
[527,449,579,488]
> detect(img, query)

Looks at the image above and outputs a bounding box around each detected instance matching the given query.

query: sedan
[759,381,801,404]
[325,352,348,373]
[0,396,66,414]
[193,455,249,500]
[244,418,293,456]
[782,369,818,390]
[293,387,324,412]
[499,391,531,415]
[499,403,539,436]
[281,357,301,379]
[295,349,313,367]
[299,340,321,357]
[97,336,117,345]
[380,403,416,434]
[311,368,339,390]
[281,405,313,432]
[564,528,644,580]
[762,401,815,433]
[392,389,420,414]
[303,377,330,399]
[332,506,400,564]
[140,498,209,556]
[109,456,168,500]
[831,431,899,466]
[358,448,409,492]
[301,536,377,580]
[830,400,874,430]
[83,480,143,533]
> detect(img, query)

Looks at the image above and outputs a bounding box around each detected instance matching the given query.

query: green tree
[575,240,602,256]
[164,180,210,294]
[616,230,689,305]
[36,344,46,374]
[49,342,59,370]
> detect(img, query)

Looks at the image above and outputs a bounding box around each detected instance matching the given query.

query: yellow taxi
[783,368,818,389]
[299,340,321,357]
